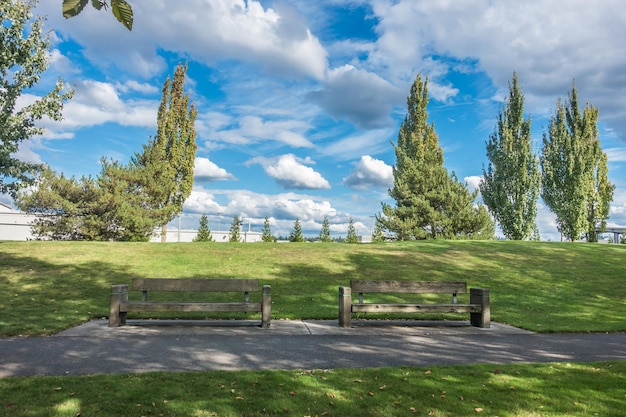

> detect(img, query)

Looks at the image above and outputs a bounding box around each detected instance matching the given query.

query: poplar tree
[319,215,331,242]
[261,217,274,242]
[480,73,540,240]
[541,84,614,242]
[289,219,305,242]
[345,217,358,243]
[132,63,197,242]
[380,73,494,240]
[1,0,73,198]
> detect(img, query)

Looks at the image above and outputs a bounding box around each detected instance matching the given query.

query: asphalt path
[1,320,625,377]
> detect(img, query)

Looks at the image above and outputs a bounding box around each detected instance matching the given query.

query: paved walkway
[1,320,625,377]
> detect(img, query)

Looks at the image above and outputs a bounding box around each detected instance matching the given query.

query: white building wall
[0,203,37,241]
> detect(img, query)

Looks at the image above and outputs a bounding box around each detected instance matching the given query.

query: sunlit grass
[1,362,624,416]
[1,240,625,335]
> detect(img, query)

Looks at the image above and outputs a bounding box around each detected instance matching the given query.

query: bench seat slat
[351,303,482,314]
[351,280,467,294]
[132,278,259,292]
[120,302,262,313]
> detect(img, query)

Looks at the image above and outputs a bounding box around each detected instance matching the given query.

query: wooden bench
[338,280,490,328]
[109,278,271,328]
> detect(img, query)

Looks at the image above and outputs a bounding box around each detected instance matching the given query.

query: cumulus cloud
[308,65,403,129]
[246,154,330,190]
[58,80,157,130]
[37,0,328,80]
[194,157,236,181]
[343,155,393,190]
[369,0,626,138]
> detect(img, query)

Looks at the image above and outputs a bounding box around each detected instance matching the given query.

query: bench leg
[261,285,272,328]
[108,284,128,327]
[338,286,352,327]
[470,288,490,328]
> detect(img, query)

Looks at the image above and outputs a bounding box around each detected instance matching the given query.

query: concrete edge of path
[52,319,535,338]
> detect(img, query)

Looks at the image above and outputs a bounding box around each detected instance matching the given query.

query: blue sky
[6,0,626,240]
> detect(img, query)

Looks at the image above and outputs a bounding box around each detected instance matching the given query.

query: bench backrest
[131,278,259,293]
[351,280,467,295]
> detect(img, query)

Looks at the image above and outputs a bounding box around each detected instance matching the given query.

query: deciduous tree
[541,83,614,242]
[62,0,133,30]
[132,63,197,242]
[480,73,540,240]
[380,73,494,240]
[1,0,73,198]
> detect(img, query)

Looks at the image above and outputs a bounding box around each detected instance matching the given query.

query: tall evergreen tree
[541,83,614,242]
[132,63,197,242]
[380,73,494,240]
[289,219,305,242]
[193,214,213,242]
[480,73,540,240]
[229,216,242,242]
[261,217,275,242]
[319,215,332,242]
[1,1,74,198]
[345,217,359,243]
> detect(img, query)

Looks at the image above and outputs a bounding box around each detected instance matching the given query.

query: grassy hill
[1,240,625,336]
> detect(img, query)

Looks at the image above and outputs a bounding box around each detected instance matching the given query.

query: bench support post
[338,286,352,327]
[470,288,490,328]
[109,284,128,327]
[261,285,272,329]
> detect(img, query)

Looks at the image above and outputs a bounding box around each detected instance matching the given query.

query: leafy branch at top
[63,0,133,31]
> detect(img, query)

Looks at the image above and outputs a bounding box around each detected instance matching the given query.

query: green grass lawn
[2,362,624,416]
[2,240,625,416]
[1,240,625,335]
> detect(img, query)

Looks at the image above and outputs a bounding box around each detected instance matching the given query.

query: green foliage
[63,0,133,30]
[261,217,275,242]
[16,164,159,241]
[289,219,305,242]
[193,214,213,242]
[131,63,198,241]
[345,217,358,243]
[0,0,74,198]
[541,83,614,242]
[380,73,494,240]
[480,73,540,240]
[319,215,331,242]
[229,216,242,242]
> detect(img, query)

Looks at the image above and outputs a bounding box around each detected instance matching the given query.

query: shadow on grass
[1,251,136,336]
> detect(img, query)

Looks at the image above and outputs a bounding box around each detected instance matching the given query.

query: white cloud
[606,147,626,163]
[59,80,157,129]
[194,157,236,181]
[343,155,393,190]
[246,154,330,190]
[321,127,396,160]
[309,65,402,129]
[464,175,483,194]
[369,0,626,138]
[38,0,328,80]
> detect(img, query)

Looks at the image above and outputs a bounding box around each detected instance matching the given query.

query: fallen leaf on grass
[475,407,484,412]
